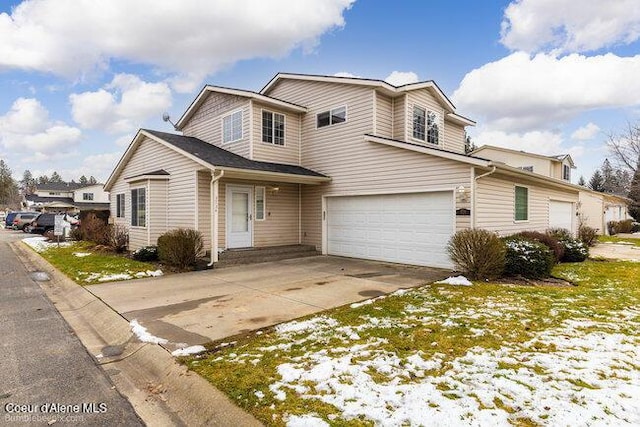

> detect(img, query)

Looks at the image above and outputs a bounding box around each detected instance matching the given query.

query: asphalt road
[0,229,144,426]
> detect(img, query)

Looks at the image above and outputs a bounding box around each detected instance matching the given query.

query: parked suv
[5,211,33,228]
[29,213,57,234]
[12,212,39,231]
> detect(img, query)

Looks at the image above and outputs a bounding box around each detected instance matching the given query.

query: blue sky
[1,0,639,183]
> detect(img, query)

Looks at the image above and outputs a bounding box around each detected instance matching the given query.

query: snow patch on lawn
[72,252,92,257]
[23,236,72,252]
[286,414,329,427]
[435,275,473,286]
[130,319,168,344]
[171,345,206,357]
[80,269,163,283]
[268,312,639,426]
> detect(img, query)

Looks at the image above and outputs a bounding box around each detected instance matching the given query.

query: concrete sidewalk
[591,241,640,261]
[88,256,450,349]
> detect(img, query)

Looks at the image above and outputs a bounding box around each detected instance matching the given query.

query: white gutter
[207,169,225,267]
[474,166,497,182]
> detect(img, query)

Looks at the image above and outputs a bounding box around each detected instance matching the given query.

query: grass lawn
[185,260,640,426]
[598,235,640,246]
[23,237,162,285]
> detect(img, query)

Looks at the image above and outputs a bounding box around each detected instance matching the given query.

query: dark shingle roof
[24,194,109,211]
[144,130,327,178]
[36,182,85,191]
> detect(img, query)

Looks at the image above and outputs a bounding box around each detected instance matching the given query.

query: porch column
[208,169,224,266]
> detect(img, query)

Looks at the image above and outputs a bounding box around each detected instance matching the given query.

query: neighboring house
[472,145,632,235]
[24,182,110,213]
[105,73,584,269]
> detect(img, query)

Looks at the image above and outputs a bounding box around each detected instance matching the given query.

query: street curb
[11,241,263,427]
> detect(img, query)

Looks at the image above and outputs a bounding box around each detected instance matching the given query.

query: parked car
[12,213,39,231]
[29,213,57,235]
[5,211,34,228]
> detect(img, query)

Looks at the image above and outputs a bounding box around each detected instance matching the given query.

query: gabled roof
[105,130,329,190]
[36,182,85,191]
[260,73,471,119]
[472,145,576,168]
[175,85,307,130]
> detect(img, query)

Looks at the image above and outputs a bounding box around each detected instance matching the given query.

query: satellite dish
[162,112,171,122]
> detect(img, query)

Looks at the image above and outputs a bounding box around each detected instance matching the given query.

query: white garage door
[549,200,573,231]
[327,192,454,268]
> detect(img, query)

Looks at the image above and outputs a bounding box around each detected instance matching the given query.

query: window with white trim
[514,186,528,221]
[82,192,94,201]
[563,164,571,181]
[131,187,146,227]
[317,106,346,128]
[519,166,534,172]
[116,193,125,218]
[222,110,243,143]
[262,111,285,145]
[412,107,439,144]
[255,186,265,221]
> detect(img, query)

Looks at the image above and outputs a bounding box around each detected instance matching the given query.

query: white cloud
[385,71,419,86]
[472,128,584,159]
[452,52,640,132]
[30,152,122,182]
[571,122,601,140]
[0,97,82,156]
[114,134,134,147]
[0,0,355,92]
[501,0,640,53]
[334,71,360,78]
[70,74,171,134]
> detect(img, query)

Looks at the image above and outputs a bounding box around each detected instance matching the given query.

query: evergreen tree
[0,160,19,207]
[37,175,50,185]
[88,176,97,184]
[21,169,36,194]
[628,157,640,221]
[49,171,63,183]
[79,175,88,185]
[577,175,586,186]
[588,170,604,192]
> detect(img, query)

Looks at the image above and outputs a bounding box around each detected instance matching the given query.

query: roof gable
[472,145,575,167]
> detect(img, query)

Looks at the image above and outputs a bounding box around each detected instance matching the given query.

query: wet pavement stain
[358,290,386,297]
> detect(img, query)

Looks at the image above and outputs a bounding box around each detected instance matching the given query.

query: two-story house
[472,145,631,234]
[24,181,110,213]
[105,73,584,268]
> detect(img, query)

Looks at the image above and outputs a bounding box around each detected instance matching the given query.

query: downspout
[207,169,225,267]
[472,165,497,228]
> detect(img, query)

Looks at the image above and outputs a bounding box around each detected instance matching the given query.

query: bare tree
[607,121,640,173]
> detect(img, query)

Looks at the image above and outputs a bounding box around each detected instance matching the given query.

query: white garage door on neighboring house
[549,200,574,232]
[326,192,454,268]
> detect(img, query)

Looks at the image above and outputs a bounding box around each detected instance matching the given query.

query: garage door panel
[327,192,454,268]
[549,200,573,232]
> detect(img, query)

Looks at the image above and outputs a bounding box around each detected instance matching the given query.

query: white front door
[227,185,253,248]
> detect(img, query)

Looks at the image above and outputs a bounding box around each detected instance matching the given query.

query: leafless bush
[447,229,506,280]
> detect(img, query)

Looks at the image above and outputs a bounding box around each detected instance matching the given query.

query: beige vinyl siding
[392,94,406,140]
[197,171,212,251]
[375,92,393,138]
[148,180,168,245]
[443,119,466,154]
[578,191,605,234]
[476,148,554,177]
[109,136,204,250]
[475,172,579,235]
[405,90,446,147]
[217,179,299,249]
[251,102,301,165]
[181,92,251,158]
[269,79,472,249]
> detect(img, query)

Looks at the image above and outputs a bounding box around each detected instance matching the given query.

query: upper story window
[222,110,243,143]
[519,166,534,172]
[412,106,439,144]
[563,164,571,181]
[49,192,61,195]
[262,111,285,145]
[83,192,94,201]
[317,106,346,128]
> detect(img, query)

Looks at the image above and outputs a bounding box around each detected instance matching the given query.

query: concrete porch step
[215,244,319,267]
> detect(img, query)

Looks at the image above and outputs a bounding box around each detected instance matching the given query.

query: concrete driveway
[88,256,450,349]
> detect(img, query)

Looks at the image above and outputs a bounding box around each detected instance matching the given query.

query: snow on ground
[130,319,168,344]
[72,252,92,257]
[22,236,72,252]
[171,345,206,357]
[78,269,163,283]
[435,275,473,286]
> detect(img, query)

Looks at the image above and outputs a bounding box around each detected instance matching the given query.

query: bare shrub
[616,219,635,233]
[446,229,506,280]
[107,224,129,253]
[81,213,109,245]
[157,228,204,271]
[577,225,599,247]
